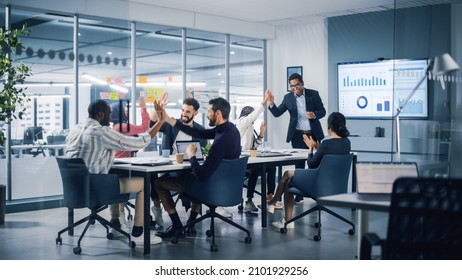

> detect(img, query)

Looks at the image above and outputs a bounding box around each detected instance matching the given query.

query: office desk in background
[317,193,390,258]
[110,150,308,255]
[0,144,67,157]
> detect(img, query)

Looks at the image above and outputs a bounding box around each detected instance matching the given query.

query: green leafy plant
[201,142,212,156]
[0,24,32,145]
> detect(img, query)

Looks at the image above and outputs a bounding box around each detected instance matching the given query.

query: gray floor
[0,197,388,260]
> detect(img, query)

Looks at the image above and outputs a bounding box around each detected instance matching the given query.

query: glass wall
[0,5,266,210]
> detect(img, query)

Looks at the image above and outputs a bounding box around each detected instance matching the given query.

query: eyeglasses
[289,83,302,89]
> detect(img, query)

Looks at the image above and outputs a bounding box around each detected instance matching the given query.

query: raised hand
[154,101,166,121]
[159,91,169,107]
[260,121,267,135]
[266,89,275,105]
[139,96,146,108]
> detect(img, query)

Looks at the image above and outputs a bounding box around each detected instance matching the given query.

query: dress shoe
[155,226,183,238]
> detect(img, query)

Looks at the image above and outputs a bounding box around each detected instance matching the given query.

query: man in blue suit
[268,73,326,150]
[267,74,326,203]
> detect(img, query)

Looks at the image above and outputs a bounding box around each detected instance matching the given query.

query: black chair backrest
[56,157,91,209]
[385,177,462,259]
[185,156,249,207]
[292,154,353,199]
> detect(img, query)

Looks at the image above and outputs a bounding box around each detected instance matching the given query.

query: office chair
[55,157,135,255]
[172,156,251,251]
[360,177,462,260]
[283,154,355,241]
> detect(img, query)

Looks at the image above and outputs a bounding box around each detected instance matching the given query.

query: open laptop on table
[356,161,418,200]
[175,140,205,162]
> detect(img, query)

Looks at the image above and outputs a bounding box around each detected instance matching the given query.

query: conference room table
[110,149,308,255]
[316,193,390,259]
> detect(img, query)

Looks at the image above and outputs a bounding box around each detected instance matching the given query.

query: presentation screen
[338,59,428,119]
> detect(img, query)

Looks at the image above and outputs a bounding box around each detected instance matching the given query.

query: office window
[229,35,264,123]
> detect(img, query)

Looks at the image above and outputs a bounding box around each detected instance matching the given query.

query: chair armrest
[360,233,384,260]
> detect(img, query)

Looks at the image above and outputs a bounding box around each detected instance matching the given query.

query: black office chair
[55,157,135,255]
[360,177,462,260]
[283,154,355,241]
[172,156,251,251]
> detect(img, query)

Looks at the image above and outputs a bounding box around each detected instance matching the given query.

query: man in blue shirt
[154,97,241,239]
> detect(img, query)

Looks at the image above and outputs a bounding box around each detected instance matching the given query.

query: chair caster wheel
[56,237,62,245]
[210,244,218,252]
[73,247,82,255]
[206,230,213,237]
[238,205,243,211]
[130,241,136,249]
[348,229,355,235]
[314,222,321,228]
[280,228,287,234]
[244,236,252,244]
[313,235,321,241]
[107,232,114,240]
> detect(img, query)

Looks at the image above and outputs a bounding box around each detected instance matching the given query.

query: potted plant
[0,24,32,146]
[0,24,31,225]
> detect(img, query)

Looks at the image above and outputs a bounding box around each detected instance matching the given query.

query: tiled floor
[0,197,388,260]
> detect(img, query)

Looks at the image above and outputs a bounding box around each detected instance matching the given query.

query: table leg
[143,172,151,255]
[357,209,369,259]
[260,163,267,228]
[68,208,74,236]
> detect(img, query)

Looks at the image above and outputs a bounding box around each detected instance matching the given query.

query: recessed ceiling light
[230,51,235,55]
[107,51,112,55]
[218,73,222,76]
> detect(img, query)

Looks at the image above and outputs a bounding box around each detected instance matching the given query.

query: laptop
[356,161,418,200]
[175,140,205,162]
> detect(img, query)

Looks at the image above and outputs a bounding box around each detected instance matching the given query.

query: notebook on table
[257,151,291,157]
[175,140,205,162]
[356,161,418,200]
[113,157,172,166]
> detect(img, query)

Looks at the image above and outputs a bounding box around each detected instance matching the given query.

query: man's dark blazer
[151,119,208,154]
[268,88,326,143]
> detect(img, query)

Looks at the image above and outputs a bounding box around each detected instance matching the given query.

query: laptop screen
[175,140,204,161]
[356,162,418,194]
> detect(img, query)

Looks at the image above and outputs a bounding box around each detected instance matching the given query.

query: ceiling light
[107,51,112,55]
[82,74,107,85]
[109,84,129,93]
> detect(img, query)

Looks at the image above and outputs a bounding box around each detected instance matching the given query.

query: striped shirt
[65,118,152,174]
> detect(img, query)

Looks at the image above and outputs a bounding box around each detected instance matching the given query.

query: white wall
[267,20,329,149]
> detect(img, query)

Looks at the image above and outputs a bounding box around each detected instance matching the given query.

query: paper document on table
[113,157,172,166]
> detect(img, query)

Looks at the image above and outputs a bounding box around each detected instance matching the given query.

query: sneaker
[131,233,162,245]
[110,219,130,239]
[151,206,164,228]
[215,207,233,218]
[244,200,258,212]
[294,196,304,204]
[266,203,275,214]
[257,203,275,213]
[271,218,295,229]
[119,215,130,230]
[274,201,283,209]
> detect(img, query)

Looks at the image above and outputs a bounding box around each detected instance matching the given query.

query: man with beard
[65,99,166,245]
[154,97,241,239]
[149,97,208,228]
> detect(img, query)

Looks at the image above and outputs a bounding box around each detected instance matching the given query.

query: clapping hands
[303,134,319,151]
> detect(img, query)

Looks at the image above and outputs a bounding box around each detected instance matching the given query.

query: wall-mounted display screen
[338,59,428,119]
